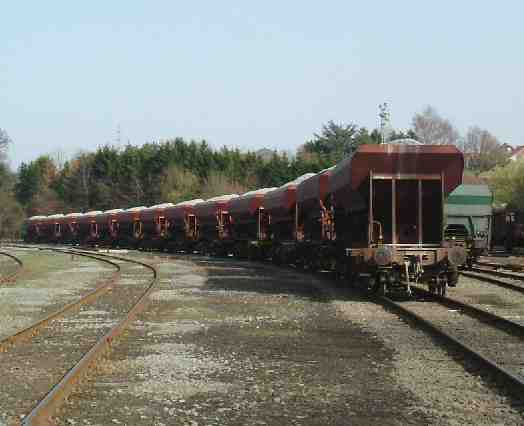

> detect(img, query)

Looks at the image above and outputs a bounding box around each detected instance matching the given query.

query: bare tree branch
[412,106,460,145]
[464,126,509,171]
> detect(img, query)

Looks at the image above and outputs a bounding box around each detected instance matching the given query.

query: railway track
[453,256,524,295]
[380,287,524,398]
[460,267,524,294]
[0,248,121,353]
[8,245,524,416]
[0,245,158,425]
[478,259,524,271]
[0,250,23,284]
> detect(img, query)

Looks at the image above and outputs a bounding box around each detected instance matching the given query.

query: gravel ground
[333,297,524,424]
[56,254,524,425]
[0,249,114,340]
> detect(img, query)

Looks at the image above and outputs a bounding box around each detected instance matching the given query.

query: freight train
[492,206,524,252]
[23,142,467,296]
[444,177,493,267]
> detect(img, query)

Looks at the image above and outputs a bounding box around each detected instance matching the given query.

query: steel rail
[22,250,158,426]
[412,286,524,338]
[379,294,524,399]
[0,250,23,284]
[0,250,121,352]
[460,268,524,294]
[469,266,524,281]
[476,260,524,272]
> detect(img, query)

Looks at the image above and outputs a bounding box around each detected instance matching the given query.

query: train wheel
[310,258,319,272]
[250,245,261,261]
[447,266,459,287]
[437,283,444,296]
[440,277,448,296]
[271,247,281,265]
[295,255,305,270]
[377,281,387,296]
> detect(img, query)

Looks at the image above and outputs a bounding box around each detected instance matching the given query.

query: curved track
[0,249,24,284]
[0,245,158,425]
[0,248,121,352]
[380,287,524,398]
[22,248,158,425]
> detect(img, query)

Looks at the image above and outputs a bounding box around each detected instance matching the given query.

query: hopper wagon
[194,194,238,255]
[165,199,204,251]
[228,188,275,259]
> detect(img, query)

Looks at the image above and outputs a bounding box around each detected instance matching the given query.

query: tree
[0,128,11,162]
[464,126,509,172]
[160,165,200,203]
[0,129,24,237]
[412,106,460,145]
[300,121,377,164]
[200,171,248,199]
[15,156,59,210]
[485,159,524,209]
[0,183,24,238]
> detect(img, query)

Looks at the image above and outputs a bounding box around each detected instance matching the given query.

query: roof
[330,143,464,194]
[147,203,174,210]
[445,183,493,217]
[241,187,276,198]
[48,214,65,219]
[229,187,277,218]
[447,184,493,204]
[173,199,205,207]
[205,194,239,203]
[279,173,316,188]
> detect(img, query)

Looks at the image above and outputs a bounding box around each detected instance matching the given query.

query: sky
[2,1,524,168]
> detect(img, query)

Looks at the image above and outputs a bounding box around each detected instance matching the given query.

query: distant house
[498,143,524,161]
[510,146,524,161]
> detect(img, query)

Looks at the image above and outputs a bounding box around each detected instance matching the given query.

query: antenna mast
[378,102,391,144]
[115,123,122,146]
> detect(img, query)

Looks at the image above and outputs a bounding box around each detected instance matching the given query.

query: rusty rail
[22,249,158,426]
[379,294,524,399]
[461,266,524,295]
[0,249,120,352]
[0,250,23,284]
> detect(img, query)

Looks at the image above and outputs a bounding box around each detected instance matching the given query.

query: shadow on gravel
[188,255,524,415]
[185,254,371,306]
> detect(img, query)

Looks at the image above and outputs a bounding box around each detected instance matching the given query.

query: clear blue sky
[2,1,523,168]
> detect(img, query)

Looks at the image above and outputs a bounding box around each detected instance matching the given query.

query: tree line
[0,129,24,238]
[0,105,515,237]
